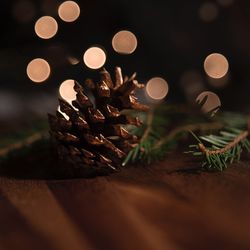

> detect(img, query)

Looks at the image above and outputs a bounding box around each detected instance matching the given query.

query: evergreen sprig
[187,127,250,171]
[1,106,249,173]
[122,108,172,166]
[0,120,49,159]
[123,105,250,170]
[122,106,224,167]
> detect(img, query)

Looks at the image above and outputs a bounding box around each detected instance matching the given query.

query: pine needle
[187,128,250,171]
[123,106,224,167]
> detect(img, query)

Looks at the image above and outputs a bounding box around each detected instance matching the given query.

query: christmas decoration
[48,67,149,176]
[0,71,249,178]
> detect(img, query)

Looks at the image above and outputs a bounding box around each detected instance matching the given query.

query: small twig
[158,104,195,114]
[199,130,249,155]
[153,122,223,150]
[0,132,47,157]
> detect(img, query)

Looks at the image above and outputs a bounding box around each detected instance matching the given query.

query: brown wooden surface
[1,154,250,250]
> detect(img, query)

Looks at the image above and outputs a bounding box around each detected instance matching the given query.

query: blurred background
[0,0,250,128]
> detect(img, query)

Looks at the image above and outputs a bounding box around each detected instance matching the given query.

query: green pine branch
[123,105,250,169]
[186,127,250,171]
[122,107,171,166]
[0,120,49,159]
[0,132,48,158]
[1,106,249,173]
[123,105,226,167]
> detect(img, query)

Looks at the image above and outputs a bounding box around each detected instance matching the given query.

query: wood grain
[0,154,250,250]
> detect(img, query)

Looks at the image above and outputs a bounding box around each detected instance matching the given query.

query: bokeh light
[59,79,77,103]
[57,106,70,120]
[217,0,234,7]
[180,70,205,102]
[26,58,51,83]
[196,91,221,115]
[204,53,229,79]
[112,30,138,54]
[34,16,58,39]
[83,47,106,69]
[146,77,169,101]
[68,56,80,65]
[199,2,219,22]
[58,1,80,22]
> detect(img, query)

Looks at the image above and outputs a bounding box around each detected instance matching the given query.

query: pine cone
[48,67,148,177]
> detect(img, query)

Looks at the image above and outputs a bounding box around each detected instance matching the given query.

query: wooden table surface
[0,154,250,250]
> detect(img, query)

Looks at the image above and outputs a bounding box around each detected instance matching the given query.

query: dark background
[1,4,250,249]
[0,0,250,124]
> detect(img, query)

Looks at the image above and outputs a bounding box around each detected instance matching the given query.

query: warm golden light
[83,47,106,69]
[146,77,169,100]
[59,79,77,103]
[196,91,221,115]
[57,106,70,120]
[199,2,218,22]
[204,53,229,79]
[68,56,80,65]
[34,16,58,39]
[26,58,51,83]
[58,1,80,22]
[112,30,138,54]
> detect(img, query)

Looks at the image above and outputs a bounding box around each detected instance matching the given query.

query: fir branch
[153,122,223,150]
[198,130,249,155]
[219,112,249,128]
[123,104,250,168]
[187,128,250,171]
[122,107,168,166]
[0,131,48,158]
[123,106,224,166]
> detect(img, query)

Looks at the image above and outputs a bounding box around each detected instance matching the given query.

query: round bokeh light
[58,1,80,22]
[112,30,138,54]
[146,77,169,101]
[204,53,229,79]
[83,47,106,69]
[26,58,51,83]
[196,91,221,115]
[199,2,219,22]
[34,16,58,39]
